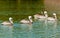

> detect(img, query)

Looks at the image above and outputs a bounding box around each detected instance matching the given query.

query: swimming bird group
[1,11,57,25]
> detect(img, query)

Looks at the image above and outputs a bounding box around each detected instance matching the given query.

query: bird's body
[34,11,47,20]
[1,21,12,25]
[47,17,56,23]
[47,17,55,21]
[46,13,57,24]
[47,13,57,21]
[20,19,31,24]
[34,14,46,19]
[1,17,13,25]
[20,16,33,24]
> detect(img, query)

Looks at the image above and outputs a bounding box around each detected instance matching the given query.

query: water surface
[0,20,59,38]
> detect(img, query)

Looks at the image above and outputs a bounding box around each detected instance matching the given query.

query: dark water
[0,0,44,21]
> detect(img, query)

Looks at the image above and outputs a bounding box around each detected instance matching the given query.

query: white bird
[20,16,33,24]
[1,17,13,25]
[47,13,57,22]
[34,11,48,20]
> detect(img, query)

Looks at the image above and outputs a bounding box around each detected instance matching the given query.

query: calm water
[0,0,60,38]
[0,20,60,38]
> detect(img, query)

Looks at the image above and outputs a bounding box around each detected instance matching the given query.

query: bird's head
[44,11,47,14]
[53,13,56,16]
[28,16,32,19]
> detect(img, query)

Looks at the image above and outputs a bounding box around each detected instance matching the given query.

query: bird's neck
[54,15,57,20]
[9,19,13,24]
[45,14,48,18]
[29,19,33,23]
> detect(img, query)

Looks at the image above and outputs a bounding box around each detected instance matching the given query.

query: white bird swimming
[34,11,48,20]
[20,16,33,24]
[1,17,13,25]
[47,13,57,22]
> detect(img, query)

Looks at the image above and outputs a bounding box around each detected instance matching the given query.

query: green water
[0,20,60,38]
[0,0,44,20]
